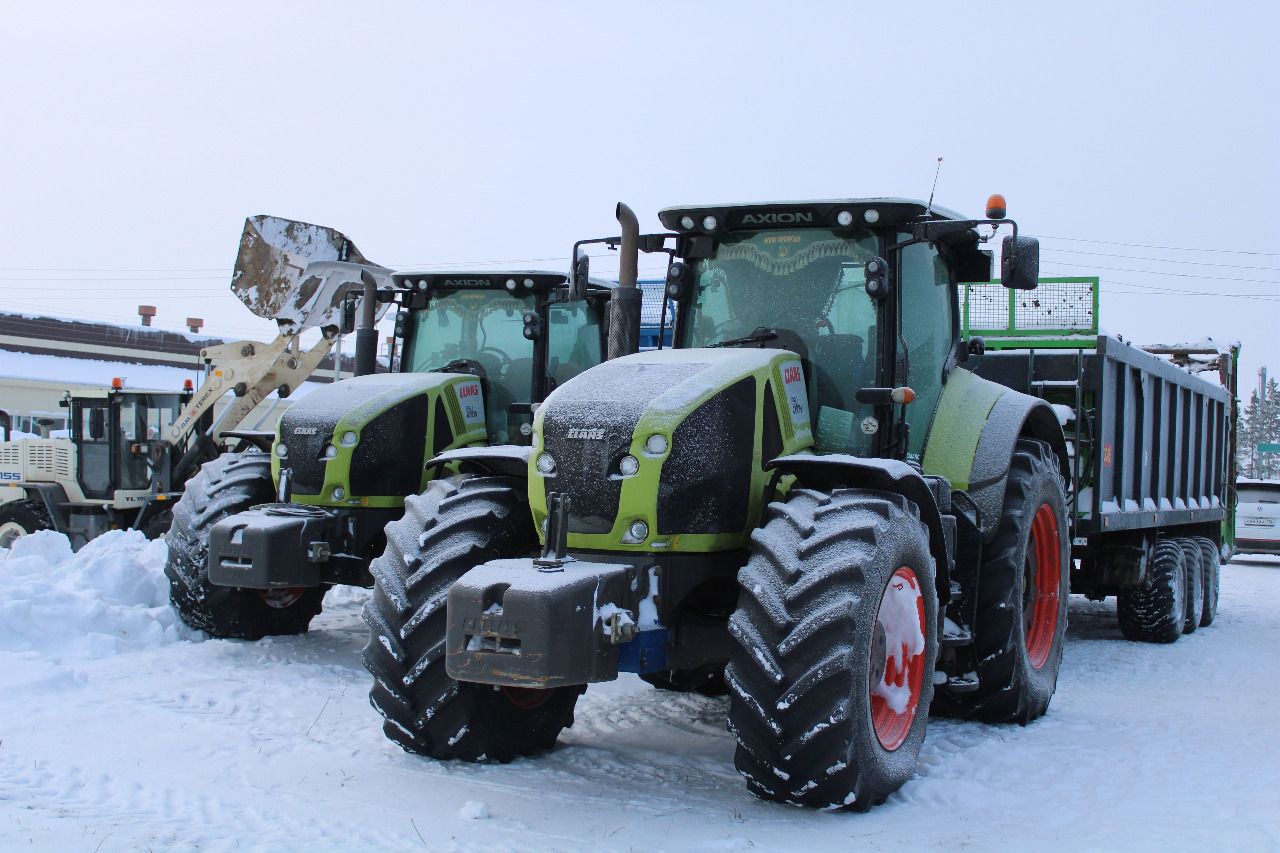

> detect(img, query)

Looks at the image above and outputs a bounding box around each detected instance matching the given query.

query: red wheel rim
[502,686,553,710]
[869,567,926,751]
[1024,504,1061,669]
[258,587,305,609]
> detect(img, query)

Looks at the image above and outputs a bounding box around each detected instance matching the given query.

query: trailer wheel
[164,451,325,640]
[1177,539,1203,634]
[363,475,583,763]
[1195,537,1220,627]
[0,499,54,548]
[932,439,1069,724]
[726,488,936,811]
[1116,538,1185,643]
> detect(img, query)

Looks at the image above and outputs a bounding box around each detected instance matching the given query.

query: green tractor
[363,198,1068,810]
[165,234,611,640]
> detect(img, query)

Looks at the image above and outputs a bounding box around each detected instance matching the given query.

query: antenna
[926,157,943,214]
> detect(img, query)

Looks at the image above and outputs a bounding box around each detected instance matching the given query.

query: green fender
[921,367,1067,538]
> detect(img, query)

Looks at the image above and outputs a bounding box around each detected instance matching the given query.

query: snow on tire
[725,488,936,811]
[931,439,1069,725]
[1117,538,1185,643]
[1195,536,1220,627]
[164,451,325,640]
[0,498,54,548]
[362,475,582,763]
[1177,538,1203,634]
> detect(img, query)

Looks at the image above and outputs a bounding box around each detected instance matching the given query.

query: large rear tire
[1195,536,1220,627]
[1117,538,1185,643]
[932,439,1069,724]
[0,499,54,548]
[363,475,582,763]
[164,451,325,640]
[1177,538,1203,634]
[726,488,937,811]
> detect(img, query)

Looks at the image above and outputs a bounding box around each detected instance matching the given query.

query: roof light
[863,209,880,224]
[986,194,1007,219]
[702,215,718,231]
[505,278,517,291]
[836,210,854,227]
[183,379,194,391]
[679,216,696,230]
[111,377,123,390]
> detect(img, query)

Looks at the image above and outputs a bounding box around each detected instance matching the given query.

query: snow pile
[0,529,199,658]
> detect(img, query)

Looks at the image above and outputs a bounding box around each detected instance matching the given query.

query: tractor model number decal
[455,381,485,426]
[0,471,20,481]
[781,359,810,427]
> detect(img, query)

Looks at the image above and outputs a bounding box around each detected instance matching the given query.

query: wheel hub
[869,567,926,751]
[0,521,29,549]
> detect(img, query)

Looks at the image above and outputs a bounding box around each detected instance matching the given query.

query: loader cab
[66,387,189,499]
[391,272,609,444]
[658,199,1021,462]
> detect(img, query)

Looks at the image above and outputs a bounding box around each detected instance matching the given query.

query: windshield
[401,289,536,443]
[684,228,881,454]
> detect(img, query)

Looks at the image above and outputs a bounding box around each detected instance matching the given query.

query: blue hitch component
[617,628,669,674]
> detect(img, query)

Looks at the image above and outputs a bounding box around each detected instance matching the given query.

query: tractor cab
[392,271,609,444]
[64,383,195,500]
[657,198,1035,462]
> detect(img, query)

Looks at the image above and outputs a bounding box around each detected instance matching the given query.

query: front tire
[726,488,937,811]
[363,475,582,763]
[932,439,1069,724]
[164,451,325,640]
[0,499,54,548]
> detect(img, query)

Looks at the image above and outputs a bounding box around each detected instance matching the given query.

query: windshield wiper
[710,329,777,348]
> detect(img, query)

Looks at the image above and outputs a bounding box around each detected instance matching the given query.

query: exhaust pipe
[355,269,379,376]
[607,202,642,360]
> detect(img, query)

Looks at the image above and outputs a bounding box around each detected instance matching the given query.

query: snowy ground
[1,531,1277,852]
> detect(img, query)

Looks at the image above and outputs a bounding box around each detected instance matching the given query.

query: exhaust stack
[607,202,642,360]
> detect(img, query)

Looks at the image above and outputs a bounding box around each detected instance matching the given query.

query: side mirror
[570,250,589,302]
[1001,235,1040,290]
[340,294,358,335]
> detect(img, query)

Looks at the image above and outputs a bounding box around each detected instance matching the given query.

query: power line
[1039,235,1280,257]
[1042,260,1280,286]
[1042,247,1280,273]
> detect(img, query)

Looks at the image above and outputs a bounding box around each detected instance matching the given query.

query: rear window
[1238,484,1280,504]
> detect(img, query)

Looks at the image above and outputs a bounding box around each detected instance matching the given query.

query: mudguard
[428,445,532,479]
[921,367,1066,538]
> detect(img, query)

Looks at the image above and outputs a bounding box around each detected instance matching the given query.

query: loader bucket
[231,215,395,335]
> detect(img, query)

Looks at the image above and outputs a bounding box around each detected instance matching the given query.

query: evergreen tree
[1238,375,1280,479]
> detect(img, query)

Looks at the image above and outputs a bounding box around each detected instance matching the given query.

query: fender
[16,482,73,535]
[921,367,1067,538]
[766,454,953,612]
[428,445,532,479]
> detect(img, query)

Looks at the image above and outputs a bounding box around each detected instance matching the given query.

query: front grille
[278,410,332,496]
[541,405,639,533]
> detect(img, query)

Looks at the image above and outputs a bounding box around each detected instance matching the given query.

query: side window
[547,301,603,388]
[899,242,953,457]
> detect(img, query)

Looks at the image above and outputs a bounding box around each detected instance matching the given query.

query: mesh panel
[960,278,1097,337]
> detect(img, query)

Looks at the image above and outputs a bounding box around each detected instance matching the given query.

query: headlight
[332,486,345,500]
[644,433,668,456]
[536,453,556,475]
[618,455,639,476]
[340,431,358,447]
[322,445,337,460]
[276,444,288,459]
[621,519,648,544]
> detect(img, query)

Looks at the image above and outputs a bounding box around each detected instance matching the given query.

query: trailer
[966,278,1236,640]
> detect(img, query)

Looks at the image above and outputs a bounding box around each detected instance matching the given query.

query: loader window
[684,228,882,454]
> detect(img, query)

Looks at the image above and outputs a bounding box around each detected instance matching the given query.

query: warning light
[111,377,123,390]
[985,194,1007,220]
[183,379,194,391]
[891,387,916,405]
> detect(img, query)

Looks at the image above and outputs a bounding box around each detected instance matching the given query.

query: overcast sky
[2,1,1276,390]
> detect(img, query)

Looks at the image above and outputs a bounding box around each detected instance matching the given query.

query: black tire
[363,475,583,763]
[0,499,54,548]
[640,666,728,697]
[725,488,937,811]
[164,451,325,640]
[142,509,173,541]
[1117,538,1185,643]
[1177,538,1203,634]
[1195,537,1220,627]
[932,439,1069,724]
